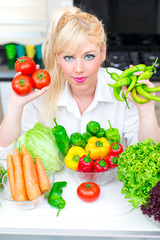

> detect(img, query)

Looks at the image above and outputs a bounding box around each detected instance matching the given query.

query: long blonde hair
[41,6,107,126]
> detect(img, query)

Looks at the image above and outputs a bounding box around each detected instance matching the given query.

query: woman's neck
[70,81,97,115]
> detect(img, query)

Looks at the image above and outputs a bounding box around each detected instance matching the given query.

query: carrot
[35,157,51,193]
[12,148,28,201]
[6,154,16,201]
[21,144,39,186]
[21,144,30,156]
[23,154,42,201]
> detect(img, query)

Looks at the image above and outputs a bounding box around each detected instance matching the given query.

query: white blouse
[0,67,139,159]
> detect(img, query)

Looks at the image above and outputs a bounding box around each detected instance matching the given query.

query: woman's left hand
[122,67,155,110]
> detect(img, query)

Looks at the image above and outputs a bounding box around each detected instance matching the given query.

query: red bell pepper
[93,158,109,172]
[110,140,123,155]
[77,151,94,172]
[104,154,119,168]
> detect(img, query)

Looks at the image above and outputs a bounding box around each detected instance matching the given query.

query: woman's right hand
[9,84,50,107]
[9,65,50,107]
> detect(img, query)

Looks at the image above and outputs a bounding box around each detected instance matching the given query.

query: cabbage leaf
[17,122,63,173]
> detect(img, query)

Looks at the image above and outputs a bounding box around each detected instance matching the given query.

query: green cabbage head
[17,122,63,173]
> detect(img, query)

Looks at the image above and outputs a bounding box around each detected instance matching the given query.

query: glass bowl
[64,164,117,185]
[59,152,117,185]
[0,170,54,210]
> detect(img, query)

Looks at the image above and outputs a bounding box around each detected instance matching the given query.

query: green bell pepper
[105,120,121,144]
[48,181,67,216]
[86,121,100,135]
[70,132,87,149]
[52,118,71,156]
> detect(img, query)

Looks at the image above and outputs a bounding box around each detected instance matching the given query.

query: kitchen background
[0,1,160,240]
[0,0,160,124]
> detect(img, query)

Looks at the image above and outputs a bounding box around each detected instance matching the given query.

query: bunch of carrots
[6,144,51,201]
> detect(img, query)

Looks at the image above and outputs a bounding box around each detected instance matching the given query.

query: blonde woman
[0,6,159,154]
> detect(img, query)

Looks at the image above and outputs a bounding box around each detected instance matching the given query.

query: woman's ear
[101,44,106,62]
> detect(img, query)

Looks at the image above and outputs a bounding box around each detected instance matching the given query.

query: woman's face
[57,40,106,90]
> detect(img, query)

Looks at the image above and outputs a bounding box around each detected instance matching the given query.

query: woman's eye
[84,54,95,60]
[63,56,74,61]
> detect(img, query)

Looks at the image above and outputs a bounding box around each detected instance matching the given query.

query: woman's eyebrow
[83,50,97,54]
[61,50,97,55]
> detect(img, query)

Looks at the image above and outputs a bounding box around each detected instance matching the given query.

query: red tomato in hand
[77,182,100,202]
[14,56,36,75]
[12,75,33,95]
[31,69,51,89]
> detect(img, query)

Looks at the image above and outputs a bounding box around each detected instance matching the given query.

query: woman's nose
[75,59,84,73]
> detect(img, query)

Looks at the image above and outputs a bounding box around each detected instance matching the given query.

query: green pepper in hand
[105,120,121,144]
[52,118,71,156]
[48,181,67,216]
[86,121,100,135]
[70,132,87,148]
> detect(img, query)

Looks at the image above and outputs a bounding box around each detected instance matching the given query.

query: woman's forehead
[60,40,100,55]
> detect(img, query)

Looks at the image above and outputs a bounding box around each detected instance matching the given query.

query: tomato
[31,69,51,89]
[77,182,100,202]
[12,75,33,95]
[14,56,36,75]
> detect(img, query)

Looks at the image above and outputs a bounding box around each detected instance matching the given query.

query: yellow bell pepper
[85,136,110,160]
[64,146,87,171]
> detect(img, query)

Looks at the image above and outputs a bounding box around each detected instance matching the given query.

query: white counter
[0,166,159,239]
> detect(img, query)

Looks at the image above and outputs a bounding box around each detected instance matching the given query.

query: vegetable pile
[107,57,160,105]
[17,122,63,173]
[117,138,160,209]
[52,119,123,173]
[12,56,51,95]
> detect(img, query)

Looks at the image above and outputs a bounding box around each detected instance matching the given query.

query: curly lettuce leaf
[117,139,160,208]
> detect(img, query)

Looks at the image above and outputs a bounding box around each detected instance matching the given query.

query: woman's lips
[73,77,87,83]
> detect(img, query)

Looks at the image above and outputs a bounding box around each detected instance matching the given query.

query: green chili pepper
[70,132,87,148]
[113,87,124,101]
[82,132,93,142]
[136,85,160,102]
[86,121,100,135]
[106,68,119,81]
[142,85,160,93]
[132,87,149,104]
[105,120,121,144]
[95,127,106,138]
[106,69,125,101]
[125,75,137,97]
[122,92,130,109]
[108,77,131,88]
[52,118,71,156]
[118,57,158,81]
[48,181,67,216]
[137,70,153,81]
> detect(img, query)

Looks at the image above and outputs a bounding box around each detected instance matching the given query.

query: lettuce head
[17,122,63,173]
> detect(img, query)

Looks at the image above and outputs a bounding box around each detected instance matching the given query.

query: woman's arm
[0,87,49,147]
[136,79,160,143]
[137,101,160,143]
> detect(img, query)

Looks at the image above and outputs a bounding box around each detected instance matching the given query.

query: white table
[0,163,159,240]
